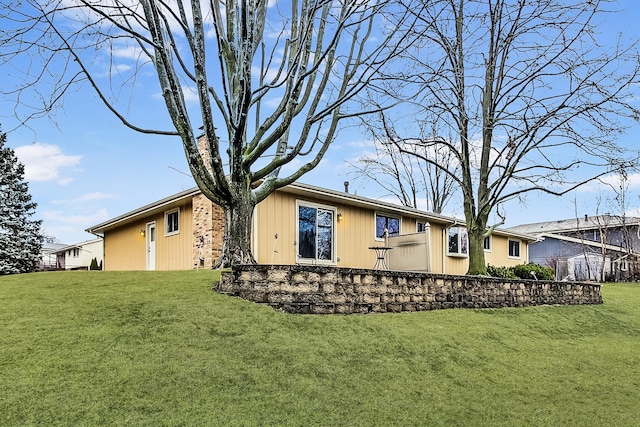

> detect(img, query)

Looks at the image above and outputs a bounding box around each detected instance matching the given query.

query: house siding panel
[485,234,527,268]
[156,202,193,270]
[103,201,194,271]
[256,191,389,269]
[95,184,532,274]
[104,220,148,270]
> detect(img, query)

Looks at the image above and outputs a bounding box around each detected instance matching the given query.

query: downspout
[442,227,446,273]
[425,222,432,272]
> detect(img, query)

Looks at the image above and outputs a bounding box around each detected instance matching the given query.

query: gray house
[508,215,640,281]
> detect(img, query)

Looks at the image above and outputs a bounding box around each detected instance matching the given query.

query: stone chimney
[192,134,225,269]
[197,134,213,174]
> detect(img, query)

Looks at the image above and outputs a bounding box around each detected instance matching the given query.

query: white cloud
[51,192,118,205]
[39,208,111,244]
[14,143,81,183]
[41,209,110,226]
[182,86,200,103]
[576,172,640,193]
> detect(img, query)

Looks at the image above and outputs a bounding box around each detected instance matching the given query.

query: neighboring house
[86,182,535,274]
[50,238,104,270]
[39,242,68,270]
[508,215,640,281]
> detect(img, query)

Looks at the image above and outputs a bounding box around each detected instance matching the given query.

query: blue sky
[2,0,640,245]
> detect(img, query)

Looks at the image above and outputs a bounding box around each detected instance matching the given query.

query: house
[38,242,68,270]
[507,215,640,281]
[86,182,535,274]
[49,238,104,270]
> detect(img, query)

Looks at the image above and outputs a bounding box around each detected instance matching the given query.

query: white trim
[375,212,401,242]
[146,221,157,270]
[483,234,492,252]
[446,226,469,258]
[295,200,337,265]
[508,239,521,259]
[164,208,180,237]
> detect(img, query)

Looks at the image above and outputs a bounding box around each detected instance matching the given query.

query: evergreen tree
[0,126,43,274]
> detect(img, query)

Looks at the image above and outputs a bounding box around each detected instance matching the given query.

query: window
[297,202,336,264]
[375,213,400,239]
[165,209,180,236]
[72,248,80,257]
[483,235,492,252]
[508,239,521,258]
[447,226,468,256]
[417,222,428,232]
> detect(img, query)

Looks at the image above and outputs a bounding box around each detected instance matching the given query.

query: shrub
[89,258,102,271]
[487,263,555,281]
[512,263,555,281]
[487,265,517,279]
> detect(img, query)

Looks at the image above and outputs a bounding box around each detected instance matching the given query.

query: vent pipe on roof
[584,214,588,222]
[344,181,349,193]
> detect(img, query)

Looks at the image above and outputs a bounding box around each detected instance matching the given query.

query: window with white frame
[587,229,601,242]
[417,221,428,233]
[165,209,180,236]
[447,226,468,256]
[72,248,80,257]
[297,202,336,264]
[508,239,521,258]
[483,235,492,252]
[375,213,400,239]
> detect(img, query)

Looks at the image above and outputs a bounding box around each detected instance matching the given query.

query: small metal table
[369,246,392,270]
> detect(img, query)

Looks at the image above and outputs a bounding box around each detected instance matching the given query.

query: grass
[1,271,640,426]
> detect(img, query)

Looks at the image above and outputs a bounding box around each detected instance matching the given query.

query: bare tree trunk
[224,201,256,266]
[467,218,487,275]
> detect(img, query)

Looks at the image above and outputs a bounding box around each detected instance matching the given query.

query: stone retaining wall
[216,265,602,314]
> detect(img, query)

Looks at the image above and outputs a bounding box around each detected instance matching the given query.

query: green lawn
[1,271,639,426]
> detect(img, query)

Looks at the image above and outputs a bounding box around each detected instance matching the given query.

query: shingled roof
[507,214,640,236]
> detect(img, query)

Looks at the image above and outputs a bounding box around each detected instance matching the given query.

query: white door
[146,222,156,270]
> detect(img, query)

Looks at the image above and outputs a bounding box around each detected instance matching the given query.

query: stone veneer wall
[193,135,226,269]
[192,194,225,269]
[216,264,602,314]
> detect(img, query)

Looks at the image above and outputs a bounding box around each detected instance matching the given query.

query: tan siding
[429,223,446,273]
[486,235,527,267]
[255,191,439,269]
[252,190,533,274]
[255,192,297,265]
[102,186,530,274]
[103,220,148,270]
[103,200,194,271]
[336,203,380,268]
[156,202,194,270]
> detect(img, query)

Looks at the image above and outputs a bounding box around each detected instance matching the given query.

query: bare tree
[380,0,640,274]
[348,113,458,213]
[1,0,410,264]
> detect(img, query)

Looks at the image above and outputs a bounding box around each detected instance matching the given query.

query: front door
[146,222,156,270]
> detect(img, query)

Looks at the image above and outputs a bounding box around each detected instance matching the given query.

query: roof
[537,232,636,255]
[49,238,104,255]
[86,182,536,241]
[86,187,201,234]
[42,242,68,254]
[507,214,640,236]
